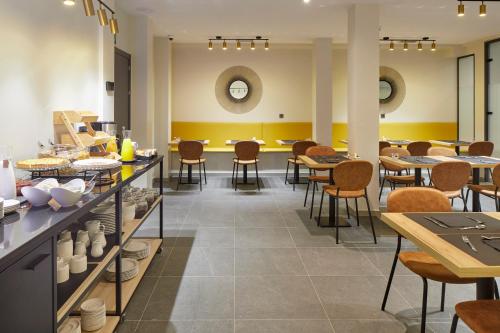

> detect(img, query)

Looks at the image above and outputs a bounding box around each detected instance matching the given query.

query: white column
[154,37,172,177]
[347,4,380,210]
[312,38,333,146]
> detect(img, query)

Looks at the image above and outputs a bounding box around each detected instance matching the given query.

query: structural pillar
[312,38,333,146]
[347,4,380,210]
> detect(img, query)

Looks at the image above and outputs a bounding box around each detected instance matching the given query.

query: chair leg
[461,189,468,212]
[203,162,207,184]
[381,235,402,311]
[379,177,386,200]
[293,164,296,192]
[310,182,317,219]
[176,163,183,191]
[421,277,429,333]
[365,193,377,244]
[440,283,446,312]
[496,197,500,213]
[345,198,350,219]
[355,198,360,226]
[235,163,239,191]
[304,180,310,207]
[335,197,340,244]
[198,163,203,191]
[318,189,325,227]
[255,163,260,191]
[450,314,459,333]
[285,161,290,184]
[495,279,499,299]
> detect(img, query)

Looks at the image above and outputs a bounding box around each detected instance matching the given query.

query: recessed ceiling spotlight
[63,0,76,6]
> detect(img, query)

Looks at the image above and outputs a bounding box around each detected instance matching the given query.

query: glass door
[486,39,500,157]
[458,55,475,142]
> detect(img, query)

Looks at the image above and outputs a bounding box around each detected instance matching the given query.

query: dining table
[379,155,500,212]
[299,154,351,227]
[429,140,471,155]
[381,211,500,299]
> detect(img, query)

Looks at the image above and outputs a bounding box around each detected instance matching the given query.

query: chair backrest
[379,141,391,153]
[333,160,373,191]
[407,141,432,156]
[493,164,500,187]
[468,141,494,156]
[387,187,452,213]
[427,147,457,156]
[305,146,336,157]
[235,141,260,160]
[178,141,203,160]
[380,147,410,172]
[292,141,317,157]
[431,161,471,192]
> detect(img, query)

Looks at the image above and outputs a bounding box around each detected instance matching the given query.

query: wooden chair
[317,160,376,244]
[427,147,457,157]
[303,146,350,220]
[468,141,494,156]
[431,161,471,211]
[379,147,421,199]
[380,187,478,333]
[285,141,317,191]
[450,300,500,333]
[232,141,260,191]
[467,164,500,211]
[177,141,207,191]
[379,141,391,153]
[407,141,432,156]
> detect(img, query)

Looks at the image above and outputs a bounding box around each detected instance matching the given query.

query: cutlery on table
[481,235,500,240]
[467,217,485,225]
[424,216,449,229]
[462,235,478,252]
[459,225,486,230]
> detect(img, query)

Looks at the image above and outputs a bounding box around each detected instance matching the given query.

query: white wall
[172,43,312,122]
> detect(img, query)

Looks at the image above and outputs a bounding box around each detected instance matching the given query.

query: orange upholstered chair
[285,141,317,191]
[177,141,207,191]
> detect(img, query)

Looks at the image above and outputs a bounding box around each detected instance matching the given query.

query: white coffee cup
[0,197,4,219]
[91,240,104,258]
[70,254,87,274]
[85,220,101,237]
[74,241,86,256]
[93,230,107,247]
[76,230,90,247]
[57,238,73,261]
[60,230,72,241]
[57,262,70,284]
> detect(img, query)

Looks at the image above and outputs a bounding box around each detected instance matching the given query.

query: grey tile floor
[119,175,499,333]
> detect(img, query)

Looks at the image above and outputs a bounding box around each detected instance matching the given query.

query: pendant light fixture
[110,15,119,34]
[458,1,465,16]
[236,40,242,50]
[83,0,95,16]
[480,1,487,16]
[208,36,269,51]
[97,5,108,26]
[389,41,394,51]
[431,41,437,51]
[403,41,408,51]
[208,41,213,50]
[417,42,423,51]
[222,40,228,50]
[381,37,437,53]
[251,41,256,50]
[456,0,499,17]
[63,0,76,5]
[265,41,270,50]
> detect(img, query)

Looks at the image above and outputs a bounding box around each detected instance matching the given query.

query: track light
[97,6,108,26]
[389,41,394,51]
[458,1,465,16]
[431,41,437,51]
[403,41,408,51]
[417,42,423,51]
[237,40,241,50]
[251,41,256,50]
[265,41,269,50]
[222,40,227,50]
[208,41,213,50]
[480,1,487,16]
[63,0,76,6]
[110,15,119,34]
[83,0,95,16]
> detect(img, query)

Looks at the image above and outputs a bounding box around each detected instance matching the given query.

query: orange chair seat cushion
[398,251,476,284]
[468,184,500,198]
[180,158,206,164]
[233,158,259,165]
[385,175,418,184]
[288,157,305,165]
[456,300,500,333]
[308,175,330,183]
[323,185,365,199]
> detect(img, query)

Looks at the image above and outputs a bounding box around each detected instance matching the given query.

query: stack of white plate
[80,298,106,331]
[4,199,20,214]
[123,240,150,260]
[58,318,81,333]
[104,258,139,282]
[84,202,116,235]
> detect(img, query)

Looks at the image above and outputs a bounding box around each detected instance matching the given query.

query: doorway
[114,47,131,136]
[486,38,500,157]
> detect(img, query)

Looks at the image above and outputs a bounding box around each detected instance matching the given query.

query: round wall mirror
[379,80,393,101]
[229,80,249,100]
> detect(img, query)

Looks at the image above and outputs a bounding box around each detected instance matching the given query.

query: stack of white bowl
[57,318,81,333]
[104,258,139,282]
[123,240,150,260]
[80,298,106,331]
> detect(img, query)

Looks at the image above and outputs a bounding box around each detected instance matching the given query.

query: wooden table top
[381,212,500,278]
[276,139,303,146]
[429,140,471,147]
[379,155,500,169]
[299,155,349,169]
[169,139,210,145]
[340,139,413,146]
[225,139,266,145]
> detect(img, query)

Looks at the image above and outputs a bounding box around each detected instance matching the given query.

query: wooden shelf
[60,316,120,333]
[122,196,162,244]
[57,246,120,323]
[82,238,162,312]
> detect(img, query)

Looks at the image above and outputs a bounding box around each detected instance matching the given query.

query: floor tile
[135,320,234,333]
[235,212,287,228]
[235,248,306,276]
[235,228,294,248]
[235,319,334,333]
[162,247,234,276]
[124,276,158,320]
[331,319,416,333]
[175,227,235,248]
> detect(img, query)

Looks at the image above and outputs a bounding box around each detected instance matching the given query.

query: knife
[462,235,478,252]
[424,216,449,229]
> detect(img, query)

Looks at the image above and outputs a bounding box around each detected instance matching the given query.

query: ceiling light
[265,41,269,50]
[208,41,213,50]
[237,40,241,50]
[303,0,311,3]
[480,1,487,16]
[458,1,465,16]
[389,41,394,51]
[251,41,256,50]
[110,15,119,34]
[83,0,95,16]
[97,6,108,26]
[431,41,437,51]
[63,0,76,6]
[403,41,408,51]
[417,42,423,51]
[222,40,227,50]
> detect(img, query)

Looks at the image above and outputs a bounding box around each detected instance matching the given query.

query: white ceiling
[118,0,500,44]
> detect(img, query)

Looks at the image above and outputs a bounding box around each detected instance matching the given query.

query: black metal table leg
[114,189,122,317]
[294,163,300,183]
[188,165,193,183]
[415,168,422,186]
[472,168,480,212]
[455,146,460,155]
[328,169,336,227]
[243,165,248,184]
[159,159,164,239]
[477,278,495,300]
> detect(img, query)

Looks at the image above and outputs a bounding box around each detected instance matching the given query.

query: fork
[462,235,478,252]
[459,224,486,230]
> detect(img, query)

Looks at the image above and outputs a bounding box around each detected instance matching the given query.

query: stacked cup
[80,298,106,331]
